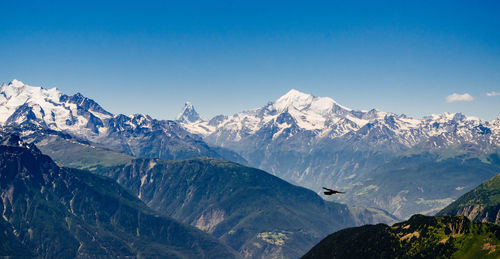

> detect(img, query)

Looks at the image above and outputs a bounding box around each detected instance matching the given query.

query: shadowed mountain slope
[96,157,397,258]
[0,134,239,258]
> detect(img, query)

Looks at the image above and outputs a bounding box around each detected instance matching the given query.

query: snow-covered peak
[0,79,117,136]
[274,89,314,112]
[0,80,64,121]
[261,89,354,130]
[276,89,312,102]
[176,101,202,123]
[1,79,62,98]
[8,79,25,87]
[273,89,351,114]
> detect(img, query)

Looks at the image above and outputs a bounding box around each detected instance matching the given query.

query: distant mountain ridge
[179,89,500,218]
[0,79,244,163]
[95,156,398,258]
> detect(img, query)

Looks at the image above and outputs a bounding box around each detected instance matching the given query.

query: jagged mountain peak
[176,101,202,123]
[60,92,112,116]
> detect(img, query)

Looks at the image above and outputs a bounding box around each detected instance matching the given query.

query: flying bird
[322,187,345,195]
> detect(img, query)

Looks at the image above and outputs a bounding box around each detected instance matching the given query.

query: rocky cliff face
[438,173,500,224]
[454,205,500,224]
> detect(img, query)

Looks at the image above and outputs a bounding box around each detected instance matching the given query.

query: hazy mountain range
[178,89,500,218]
[1,79,499,219]
[94,157,396,258]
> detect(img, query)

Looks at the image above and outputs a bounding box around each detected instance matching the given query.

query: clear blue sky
[1,0,499,120]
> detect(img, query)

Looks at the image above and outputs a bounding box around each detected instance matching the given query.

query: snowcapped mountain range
[178,89,500,218]
[0,79,238,161]
[0,79,111,134]
[1,79,499,218]
[181,89,499,151]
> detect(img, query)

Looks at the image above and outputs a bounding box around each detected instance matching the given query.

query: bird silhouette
[322,187,345,195]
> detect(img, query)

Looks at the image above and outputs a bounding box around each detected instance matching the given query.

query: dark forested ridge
[0,134,239,258]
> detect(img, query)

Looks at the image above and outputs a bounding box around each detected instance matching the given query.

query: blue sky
[1,0,499,120]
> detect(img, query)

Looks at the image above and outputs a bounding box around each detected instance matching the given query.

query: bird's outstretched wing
[322,187,345,195]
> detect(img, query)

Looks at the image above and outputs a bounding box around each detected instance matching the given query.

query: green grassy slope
[302,214,500,259]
